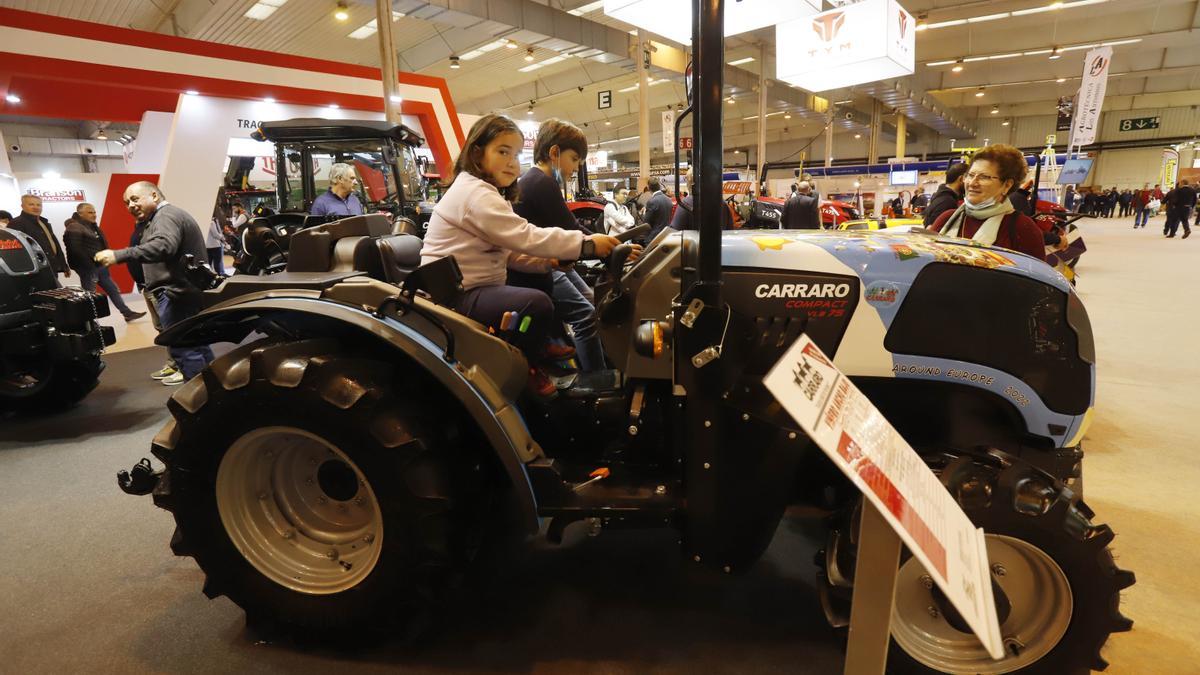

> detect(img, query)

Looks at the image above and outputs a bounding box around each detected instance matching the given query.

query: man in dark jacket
[642,177,675,241]
[1163,179,1197,239]
[668,169,733,231]
[63,203,144,321]
[95,182,213,381]
[779,181,821,229]
[8,194,69,276]
[922,163,968,229]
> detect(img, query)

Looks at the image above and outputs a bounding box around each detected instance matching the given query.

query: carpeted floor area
[1,215,1196,673]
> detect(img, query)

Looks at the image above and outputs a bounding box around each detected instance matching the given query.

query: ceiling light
[1056,77,1067,83]
[975,88,985,97]
[1102,38,1142,46]
[505,39,518,49]
[1002,119,1011,126]
[727,98,735,104]
[925,19,967,29]
[185,90,199,96]
[1061,43,1098,52]
[952,62,964,72]
[605,120,611,125]
[334,2,350,21]
[328,103,339,109]
[967,12,1009,23]
[96,133,107,140]
[389,94,402,103]
[784,113,791,119]
[4,94,20,103]
[527,107,534,115]
[244,0,287,20]
[567,0,604,16]
[525,48,535,62]
[449,56,460,69]
[854,133,861,139]
[991,106,999,114]
[927,60,957,67]
[263,97,275,103]
[733,149,740,154]
[1023,49,1053,56]
[42,171,61,179]
[1049,47,1062,60]
[727,57,755,66]
[915,22,928,31]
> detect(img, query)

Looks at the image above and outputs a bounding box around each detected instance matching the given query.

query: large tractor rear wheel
[150,338,484,642]
[818,449,1134,674]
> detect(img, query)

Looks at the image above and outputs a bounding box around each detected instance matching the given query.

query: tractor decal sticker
[864,281,901,306]
[724,270,860,358]
[891,243,920,261]
[750,235,796,251]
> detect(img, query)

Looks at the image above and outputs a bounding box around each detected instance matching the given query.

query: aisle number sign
[1119,116,1160,132]
[763,336,1004,660]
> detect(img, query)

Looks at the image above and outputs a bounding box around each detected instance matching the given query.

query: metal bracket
[691,346,721,368]
[680,298,705,328]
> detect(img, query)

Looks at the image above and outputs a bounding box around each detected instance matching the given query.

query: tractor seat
[376,233,423,284]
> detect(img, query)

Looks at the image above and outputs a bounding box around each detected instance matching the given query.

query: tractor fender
[157,294,543,533]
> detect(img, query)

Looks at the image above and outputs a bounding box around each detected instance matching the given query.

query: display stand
[843,502,903,675]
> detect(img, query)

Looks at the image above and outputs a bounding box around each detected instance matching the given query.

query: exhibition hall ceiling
[2,0,1199,154]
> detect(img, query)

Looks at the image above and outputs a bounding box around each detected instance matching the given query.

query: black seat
[376,234,423,284]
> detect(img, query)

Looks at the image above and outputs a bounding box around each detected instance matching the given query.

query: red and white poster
[763,335,1004,659]
[24,188,85,202]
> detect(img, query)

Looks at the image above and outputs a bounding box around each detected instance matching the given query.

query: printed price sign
[764,335,1004,660]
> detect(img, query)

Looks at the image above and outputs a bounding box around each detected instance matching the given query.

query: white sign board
[585,150,609,171]
[598,90,612,110]
[1071,46,1112,146]
[775,0,915,93]
[603,0,819,44]
[662,110,675,154]
[763,335,1004,660]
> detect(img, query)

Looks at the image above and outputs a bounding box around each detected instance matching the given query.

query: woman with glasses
[929,144,1046,261]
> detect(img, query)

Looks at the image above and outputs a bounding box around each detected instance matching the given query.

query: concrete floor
[1,215,1196,673]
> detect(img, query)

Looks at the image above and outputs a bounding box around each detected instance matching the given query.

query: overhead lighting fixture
[726,97,735,104]
[854,133,862,139]
[328,103,339,109]
[449,56,460,69]
[525,48,535,62]
[244,0,287,20]
[567,0,604,16]
[927,60,957,67]
[42,171,61,179]
[967,12,1009,23]
[527,106,534,116]
[1049,47,1062,60]
[975,88,985,97]
[605,120,611,125]
[784,113,791,119]
[727,57,755,66]
[389,94,402,103]
[924,19,967,29]
[1056,77,1067,83]
[1002,119,1011,126]
[96,133,107,140]
[185,90,199,96]
[991,105,999,114]
[1102,38,1142,46]
[505,39,519,49]
[334,2,349,21]
[263,97,275,103]
[4,94,20,103]
[459,39,509,60]
[952,60,964,73]
[348,12,404,39]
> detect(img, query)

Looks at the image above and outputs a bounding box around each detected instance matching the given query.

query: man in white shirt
[603,188,636,235]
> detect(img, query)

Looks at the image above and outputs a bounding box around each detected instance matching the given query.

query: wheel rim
[891,534,1073,673]
[216,426,383,595]
[0,360,52,398]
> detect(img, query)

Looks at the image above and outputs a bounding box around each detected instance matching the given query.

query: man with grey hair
[9,194,69,276]
[94,181,213,384]
[780,180,821,229]
[64,202,144,321]
[310,162,365,218]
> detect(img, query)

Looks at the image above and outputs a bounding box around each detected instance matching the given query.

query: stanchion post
[843,502,903,675]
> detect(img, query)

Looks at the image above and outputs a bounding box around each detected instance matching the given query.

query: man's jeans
[551,268,605,372]
[79,267,135,317]
[154,290,214,379]
[1133,207,1150,228]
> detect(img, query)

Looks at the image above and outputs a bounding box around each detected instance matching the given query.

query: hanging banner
[1161,148,1179,191]
[1055,96,1074,132]
[661,109,675,154]
[1071,47,1113,146]
[775,0,915,92]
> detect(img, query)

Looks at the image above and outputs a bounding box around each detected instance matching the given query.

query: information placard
[763,335,1004,659]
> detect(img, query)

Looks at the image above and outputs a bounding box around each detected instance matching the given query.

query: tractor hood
[718,229,1071,294]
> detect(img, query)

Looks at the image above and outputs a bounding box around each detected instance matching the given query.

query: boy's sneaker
[162,371,186,386]
[542,341,576,361]
[150,364,178,380]
[526,368,558,400]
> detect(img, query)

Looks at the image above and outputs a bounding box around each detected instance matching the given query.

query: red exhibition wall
[98,174,159,293]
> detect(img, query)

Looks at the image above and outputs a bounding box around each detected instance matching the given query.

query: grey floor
[0,347,842,674]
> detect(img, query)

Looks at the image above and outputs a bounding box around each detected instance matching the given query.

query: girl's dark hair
[0,210,11,221]
[453,114,523,202]
[969,144,1028,194]
[533,118,588,164]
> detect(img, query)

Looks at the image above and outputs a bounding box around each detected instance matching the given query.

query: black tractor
[118,4,1133,673]
[235,118,432,275]
[0,228,115,410]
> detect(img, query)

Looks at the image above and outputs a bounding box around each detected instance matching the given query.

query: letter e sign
[598,90,612,110]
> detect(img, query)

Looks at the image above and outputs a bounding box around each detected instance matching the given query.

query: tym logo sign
[812,12,845,42]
